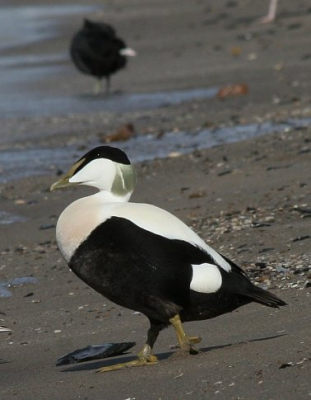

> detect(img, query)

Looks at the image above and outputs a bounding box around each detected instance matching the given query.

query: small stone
[248,53,257,61]
[14,199,26,205]
[23,292,34,298]
[255,262,267,269]
[189,190,207,199]
[39,224,55,231]
[279,362,294,369]
[168,152,182,158]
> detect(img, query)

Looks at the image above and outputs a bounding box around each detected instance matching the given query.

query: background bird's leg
[93,79,103,95]
[169,315,201,354]
[106,76,111,94]
[97,322,160,373]
[258,0,278,24]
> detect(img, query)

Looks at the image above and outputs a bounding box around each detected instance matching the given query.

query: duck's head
[50,146,136,199]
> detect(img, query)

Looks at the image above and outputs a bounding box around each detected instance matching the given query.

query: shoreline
[2,115,311,185]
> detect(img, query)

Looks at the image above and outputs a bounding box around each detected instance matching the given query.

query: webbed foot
[169,315,202,354]
[96,344,158,373]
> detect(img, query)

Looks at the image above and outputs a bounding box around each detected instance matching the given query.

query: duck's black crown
[76,146,131,174]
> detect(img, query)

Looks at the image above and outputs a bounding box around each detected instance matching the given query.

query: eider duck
[70,19,136,94]
[51,146,286,372]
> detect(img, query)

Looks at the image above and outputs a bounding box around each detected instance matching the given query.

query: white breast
[56,196,102,262]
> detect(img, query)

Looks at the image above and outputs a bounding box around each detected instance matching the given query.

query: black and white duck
[51,146,286,372]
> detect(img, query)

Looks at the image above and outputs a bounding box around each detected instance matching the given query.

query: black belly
[68,217,249,324]
[181,290,250,322]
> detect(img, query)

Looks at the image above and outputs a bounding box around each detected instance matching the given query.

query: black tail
[220,254,287,308]
[247,285,287,308]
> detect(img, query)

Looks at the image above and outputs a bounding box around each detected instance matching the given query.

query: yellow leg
[96,344,158,373]
[169,315,201,354]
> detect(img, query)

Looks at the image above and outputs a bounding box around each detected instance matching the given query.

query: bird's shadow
[77,90,124,101]
[59,333,287,373]
[0,359,11,365]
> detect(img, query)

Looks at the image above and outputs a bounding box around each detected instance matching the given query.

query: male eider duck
[70,19,136,94]
[51,146,286,372]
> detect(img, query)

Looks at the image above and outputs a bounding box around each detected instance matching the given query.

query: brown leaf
[189,190,207,199]
[230,46,242,56]
[217,84,249,100]
[101,123,135,143]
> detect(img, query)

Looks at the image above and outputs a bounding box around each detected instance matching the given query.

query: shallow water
[0,276,38,298]
[1,118,310,183]
[0,5,96,51]
[120,118,311,163]
[0,4,100,118]
[0,85,219,118]
[0,211,27,225]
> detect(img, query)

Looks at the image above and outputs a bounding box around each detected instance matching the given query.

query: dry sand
[0,1,310,399]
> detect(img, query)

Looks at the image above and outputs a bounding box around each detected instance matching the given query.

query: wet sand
[0,1,311,399]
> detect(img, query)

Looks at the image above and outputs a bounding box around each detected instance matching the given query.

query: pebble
[14,199,26,205]
[191,204,311,291]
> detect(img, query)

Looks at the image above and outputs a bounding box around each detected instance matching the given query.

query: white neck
[93,189,133,203]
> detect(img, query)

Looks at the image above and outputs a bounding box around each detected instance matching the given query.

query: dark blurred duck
[70,19,136,94]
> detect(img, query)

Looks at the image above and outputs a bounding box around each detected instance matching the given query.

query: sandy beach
[0,1,310,399]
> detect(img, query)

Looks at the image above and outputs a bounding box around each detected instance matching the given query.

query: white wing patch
[190,263,222,293]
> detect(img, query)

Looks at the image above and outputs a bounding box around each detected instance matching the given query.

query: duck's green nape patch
[112,164,137,196]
